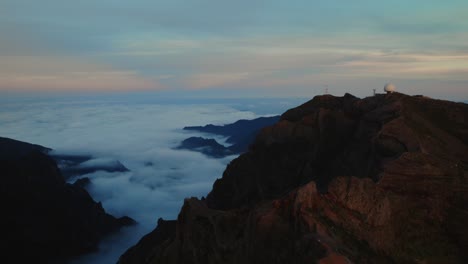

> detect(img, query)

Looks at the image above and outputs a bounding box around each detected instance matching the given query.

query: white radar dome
[384,83,396,93]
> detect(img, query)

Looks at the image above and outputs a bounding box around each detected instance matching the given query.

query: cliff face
[0,137,134,263]
[119,93,468,264]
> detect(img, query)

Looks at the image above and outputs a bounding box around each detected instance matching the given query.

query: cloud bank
[0,93,305,263]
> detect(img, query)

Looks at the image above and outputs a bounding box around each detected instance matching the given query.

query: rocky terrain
[119,92,468,264]
[0,137,134,263]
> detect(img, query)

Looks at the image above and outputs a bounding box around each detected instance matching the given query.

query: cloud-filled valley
[0,94,306,263]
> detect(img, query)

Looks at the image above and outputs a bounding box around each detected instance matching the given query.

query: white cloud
[0,94,295,263]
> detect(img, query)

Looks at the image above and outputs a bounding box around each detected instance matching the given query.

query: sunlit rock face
[119,93,468,264]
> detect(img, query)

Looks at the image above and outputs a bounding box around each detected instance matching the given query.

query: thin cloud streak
[0,1,467,99]
[0,55,164,91]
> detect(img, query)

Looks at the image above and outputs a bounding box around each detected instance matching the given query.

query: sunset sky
[1,0,468,99]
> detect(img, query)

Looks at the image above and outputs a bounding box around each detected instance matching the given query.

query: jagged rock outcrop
[0,137,135,263]
[119,93,468,264]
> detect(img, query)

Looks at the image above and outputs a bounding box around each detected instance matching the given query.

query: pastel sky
[1,0,468,99]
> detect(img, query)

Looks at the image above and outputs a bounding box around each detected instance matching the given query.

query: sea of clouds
[0,93,306,263]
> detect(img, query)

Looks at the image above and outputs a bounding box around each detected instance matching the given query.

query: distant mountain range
[178,116,280,157]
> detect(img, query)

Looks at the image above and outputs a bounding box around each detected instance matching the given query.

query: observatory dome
[384,83,396,93]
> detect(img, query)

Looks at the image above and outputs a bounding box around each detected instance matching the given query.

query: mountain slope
[0,137,134,263]
[119,93,468,264]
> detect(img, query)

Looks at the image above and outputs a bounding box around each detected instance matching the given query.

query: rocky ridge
[119,93,468,264]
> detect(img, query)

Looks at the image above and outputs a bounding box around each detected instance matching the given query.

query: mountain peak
[119,93,468,264]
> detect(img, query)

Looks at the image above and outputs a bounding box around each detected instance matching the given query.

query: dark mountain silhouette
[0,137,51,159]
[177,137,232,158]
[0,137,135,263]
[179,116,280,157]
[0,137,130,179]
[119,93,468,264]
[184,115,281,144]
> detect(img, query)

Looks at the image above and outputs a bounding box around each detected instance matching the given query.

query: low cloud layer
[0,93,305,263]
